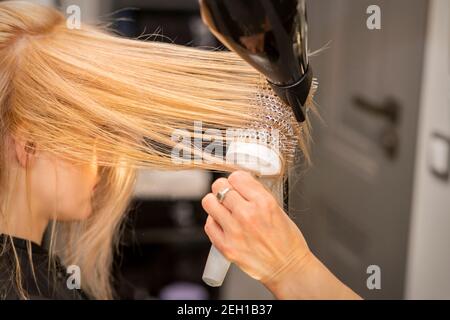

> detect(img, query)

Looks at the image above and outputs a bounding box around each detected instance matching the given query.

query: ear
[12,136,36,168]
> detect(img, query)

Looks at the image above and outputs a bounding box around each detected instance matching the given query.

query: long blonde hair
[0,1,315,299]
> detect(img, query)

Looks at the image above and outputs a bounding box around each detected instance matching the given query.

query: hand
[201,170,311,286]
[201,170,362,300]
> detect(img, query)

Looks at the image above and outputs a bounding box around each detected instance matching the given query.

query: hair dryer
[199,0,313,123]
[199,0,314,287]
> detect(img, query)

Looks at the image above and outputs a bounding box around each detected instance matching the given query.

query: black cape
[0,234,89,300]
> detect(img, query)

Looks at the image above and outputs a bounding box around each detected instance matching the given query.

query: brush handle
[202,141,283,287]
[202,245,231,287]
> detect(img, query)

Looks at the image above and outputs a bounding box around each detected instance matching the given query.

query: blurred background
[21,0,450,299]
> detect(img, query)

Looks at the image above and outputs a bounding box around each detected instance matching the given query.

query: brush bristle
[234,76,318,166]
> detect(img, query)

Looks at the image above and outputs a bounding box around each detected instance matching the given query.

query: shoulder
[0,243,89,300]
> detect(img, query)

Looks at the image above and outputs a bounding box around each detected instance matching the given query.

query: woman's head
[4,133,99,222]
[0,1,316,299]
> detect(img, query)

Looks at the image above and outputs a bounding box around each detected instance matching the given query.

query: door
[291,0,428,299]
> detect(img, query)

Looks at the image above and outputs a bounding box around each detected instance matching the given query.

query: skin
[0,134,99,246]
[201,170,362,300]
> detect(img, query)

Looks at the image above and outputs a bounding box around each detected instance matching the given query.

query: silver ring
[216,187,232,204]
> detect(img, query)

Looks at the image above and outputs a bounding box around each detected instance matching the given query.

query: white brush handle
[202,245,231,287]
[202,141,282,287]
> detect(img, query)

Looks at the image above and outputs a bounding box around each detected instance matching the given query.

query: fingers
[211,177,249,212]
[203,170,279,242]
[201,192,235,233]
[227,171,272,202]
[204,215,225,250]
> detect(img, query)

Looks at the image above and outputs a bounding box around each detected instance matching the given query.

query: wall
[406,0,450,299]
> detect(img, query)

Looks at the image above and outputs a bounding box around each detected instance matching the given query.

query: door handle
[353,96,400,124]
[352,96,401,159]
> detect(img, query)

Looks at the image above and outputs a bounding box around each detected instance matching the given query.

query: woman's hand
[201,170,311,287]
[201,170,362,300]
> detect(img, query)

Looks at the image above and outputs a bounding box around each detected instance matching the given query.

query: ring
[216,187,232,204]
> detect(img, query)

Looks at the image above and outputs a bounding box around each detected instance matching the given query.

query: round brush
[202,77,317,287]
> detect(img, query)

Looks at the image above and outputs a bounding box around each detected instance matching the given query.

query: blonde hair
[0,1,315,299]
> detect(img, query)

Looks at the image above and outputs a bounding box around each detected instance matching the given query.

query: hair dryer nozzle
[268,66,313,123]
